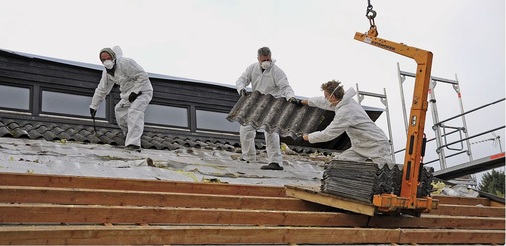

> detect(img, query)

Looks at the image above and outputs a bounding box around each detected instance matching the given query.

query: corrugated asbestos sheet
[0,118,335,154]
[0,119,234,151]
[321,160,434,203]
[227,91,329,139]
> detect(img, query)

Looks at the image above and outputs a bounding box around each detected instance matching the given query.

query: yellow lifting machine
[354,0,439,215]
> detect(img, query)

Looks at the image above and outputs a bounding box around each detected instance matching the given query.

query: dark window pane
[196,110,240,132]
[0,85,30,110]
[145,104,188,127]
[42,91,105,117]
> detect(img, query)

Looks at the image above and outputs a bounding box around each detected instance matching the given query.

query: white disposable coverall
[236,60,295,165]
[307,88,393,164]
[90,57,153,147]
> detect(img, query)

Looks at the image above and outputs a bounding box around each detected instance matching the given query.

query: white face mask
[327,86,340,104]
[103,59,115,69]
[260,61,272,70]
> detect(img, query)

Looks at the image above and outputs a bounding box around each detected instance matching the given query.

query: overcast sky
[1,0,504,174]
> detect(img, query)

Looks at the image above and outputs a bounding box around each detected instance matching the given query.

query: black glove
[240,89,250,97]
[129,91,142,103]
[294,135,305,144]
[89,108,97,118]
[289,97,302,106]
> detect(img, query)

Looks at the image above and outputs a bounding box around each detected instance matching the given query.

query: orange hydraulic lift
[354,0,438,215]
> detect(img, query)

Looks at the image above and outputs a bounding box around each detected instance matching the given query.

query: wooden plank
[0,226,502,245]
[0,186,329,211]
[490,200,506,207]
[285,185,376,216]
[399,228,505,244]
[0,204,369,227]
[0,172,285,197]
[477,189,506,205]
[433,195,491,206]
[0,226,398,245]
[369,214,504,230]
[431,204,505,217]
[2,204,502,230]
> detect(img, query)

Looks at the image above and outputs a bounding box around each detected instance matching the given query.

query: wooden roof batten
[0,172,504,245]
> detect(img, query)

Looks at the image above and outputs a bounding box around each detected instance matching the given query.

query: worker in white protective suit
[298,80,393,164]
[89,46,153,152]
[236,46,302,171]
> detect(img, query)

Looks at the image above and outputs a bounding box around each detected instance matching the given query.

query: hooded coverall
[307,88,393,164]
[90,57,153,147]
[236,60,295,165]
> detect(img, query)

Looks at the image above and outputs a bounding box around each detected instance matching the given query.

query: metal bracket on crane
[373,194,439,214]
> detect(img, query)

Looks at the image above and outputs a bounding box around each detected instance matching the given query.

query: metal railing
[396,63,504,171]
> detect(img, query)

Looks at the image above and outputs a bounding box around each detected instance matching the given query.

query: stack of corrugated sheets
[321,160,434,203]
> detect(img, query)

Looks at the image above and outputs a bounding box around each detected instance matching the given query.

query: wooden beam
[433,195,492,206]
[399,228,505,244]
[285,185,376,216]
[2,204,502,230]
[0,172,285,197]
[0,226,503,245]
[369,214,504,230]
[0,204,369,227]
[0,186,329,211]
[430,204,505,217]
[0,226,397,245]
[490,200,505,207]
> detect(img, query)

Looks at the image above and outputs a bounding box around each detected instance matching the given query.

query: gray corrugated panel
[4,121,27,138]
[12,127,29,138]
[418,167,435,197]
[0,118,228,151]
[227,91,328,139]
[27,129,43,139]
[0,117,338,154]
[321,160,434,203]
[0,122,12,138]
[71,133,87,142]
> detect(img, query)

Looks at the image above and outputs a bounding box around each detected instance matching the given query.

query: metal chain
[365,0,378,36]
[366,0,376,27]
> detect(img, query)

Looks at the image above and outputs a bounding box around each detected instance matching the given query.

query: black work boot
[126,145,141,153]
[260,163,283,170]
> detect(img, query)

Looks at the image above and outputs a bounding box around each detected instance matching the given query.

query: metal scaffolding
[396,62,504,173]
[355,83,396,163]
[397,62,473,169]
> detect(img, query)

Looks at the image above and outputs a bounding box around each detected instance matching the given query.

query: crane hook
[366,0,376,19]
[365,0,378,37]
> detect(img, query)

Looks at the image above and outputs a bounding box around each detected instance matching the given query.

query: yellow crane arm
[354,32,437,213]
